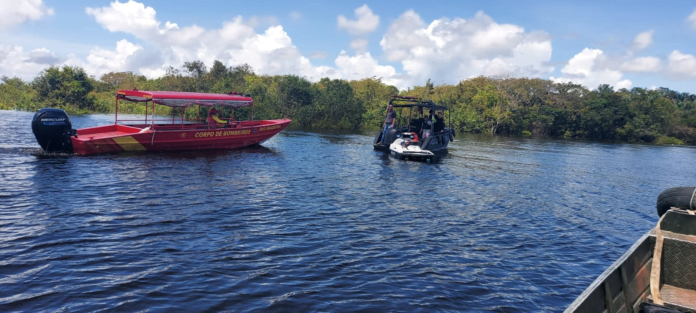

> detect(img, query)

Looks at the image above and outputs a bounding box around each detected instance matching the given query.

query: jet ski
[389,132,435,161]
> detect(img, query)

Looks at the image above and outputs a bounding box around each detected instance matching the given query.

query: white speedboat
[389,132,435,162]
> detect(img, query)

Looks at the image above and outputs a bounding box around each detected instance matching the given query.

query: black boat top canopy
[388,95,449,111]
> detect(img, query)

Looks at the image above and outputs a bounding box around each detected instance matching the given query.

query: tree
[98,71,138,91]
[580,85,630,140]
[183,60,208,91]
[349,77,398,129]
[312,78,364,129]
[277,75,314,119]
[0,76,37,110]
[209,60,228,81]
[32,66,96,111]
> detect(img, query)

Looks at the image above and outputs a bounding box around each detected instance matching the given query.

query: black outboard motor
[31,108,75,153]
[383,127,400,145]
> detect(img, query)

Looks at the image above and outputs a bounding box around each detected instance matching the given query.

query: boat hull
[373,127,453,151]
[566,209,696,313]
[389,138,435,161]
[71,119,291,155]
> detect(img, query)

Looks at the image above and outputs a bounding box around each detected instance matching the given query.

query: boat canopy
[388,95,449,111]
[116,90,253,108]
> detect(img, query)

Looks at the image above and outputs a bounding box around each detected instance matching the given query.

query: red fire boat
[31,90,291,155]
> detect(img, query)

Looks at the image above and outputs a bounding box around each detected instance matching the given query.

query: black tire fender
[656,187,696,217]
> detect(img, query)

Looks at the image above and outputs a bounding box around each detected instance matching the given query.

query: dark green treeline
[2,61,696,145]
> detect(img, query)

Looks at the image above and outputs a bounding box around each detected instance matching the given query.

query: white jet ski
[389,132,435,161]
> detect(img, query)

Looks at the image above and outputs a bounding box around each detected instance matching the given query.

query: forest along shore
[2,60,695,145]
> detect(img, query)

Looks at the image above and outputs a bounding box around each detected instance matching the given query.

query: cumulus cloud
[631,30,653,50]
[689,9,696,28]
[334,51,400,85]
[552,48,632,90]
[666,50,696,79]
[308,51,328,59]
[621,56,661,73]
[59,39,164,79]
[337,4,379,35]
[350,38,368,52]
[4,3,560,90]
[289,11,302,20]
[0,46,59,80]
[85,0,158,34]
[86,40,143,77]
[379,10,553,87]
[84,0,332,80]
[26,48,60,64]
[0,0,53,31]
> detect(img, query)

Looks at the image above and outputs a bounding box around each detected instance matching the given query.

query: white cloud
[334,51,399,86]
[0,0,53,31]
[621,56,661,73]
[631,30,653,50]
[689,9,696,28]
[552,48,632,90]
[59,39,170,79]
[379,10,553,88]
[85,0,161,37]
[0,45,58,80]
[84,1,329,80]
[350,38,368,52]
[309,51,328,59]
[289,11,302,21]
[26,48,60,64]
[86,39,143,77]
[337,4,379,35]
[666,50,696,79]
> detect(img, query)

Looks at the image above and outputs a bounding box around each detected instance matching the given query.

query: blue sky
[1,0,696,92]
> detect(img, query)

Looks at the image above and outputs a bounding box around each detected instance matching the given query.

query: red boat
[31,90,291,155]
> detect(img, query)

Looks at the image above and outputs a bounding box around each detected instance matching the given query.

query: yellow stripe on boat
[113,136,147,151]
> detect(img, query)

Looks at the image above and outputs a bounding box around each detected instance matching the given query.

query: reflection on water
[1,110,696,311]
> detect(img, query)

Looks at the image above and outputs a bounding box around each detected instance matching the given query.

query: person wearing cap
[378,104,397,144]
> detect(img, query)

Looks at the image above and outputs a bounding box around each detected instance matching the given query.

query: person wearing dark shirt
[379,104,397,144]
[434,111,445,133]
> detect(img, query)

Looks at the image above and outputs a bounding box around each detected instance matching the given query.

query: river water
[1,109,695,312]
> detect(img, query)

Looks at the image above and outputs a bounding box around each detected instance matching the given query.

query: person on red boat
[208,107,228,128]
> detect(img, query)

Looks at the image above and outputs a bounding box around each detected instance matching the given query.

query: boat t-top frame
[387,95,452,135]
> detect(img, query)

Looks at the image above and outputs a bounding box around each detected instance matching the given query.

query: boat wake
[0,146,46,156]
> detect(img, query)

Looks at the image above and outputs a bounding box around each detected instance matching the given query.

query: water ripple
[1,110,696,311]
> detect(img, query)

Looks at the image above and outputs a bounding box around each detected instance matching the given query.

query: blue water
[1,109,696,312]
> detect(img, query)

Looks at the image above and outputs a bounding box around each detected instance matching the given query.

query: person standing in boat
[421,111,433,138]
[434,111,445,133]
[379,104,397,144]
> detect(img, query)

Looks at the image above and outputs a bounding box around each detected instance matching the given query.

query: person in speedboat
[421,111,433,138]
[401,132,419,148]
[378,104,397,144]
[434,111,445,133]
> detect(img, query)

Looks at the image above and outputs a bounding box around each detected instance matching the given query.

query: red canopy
[116,90,253,108]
